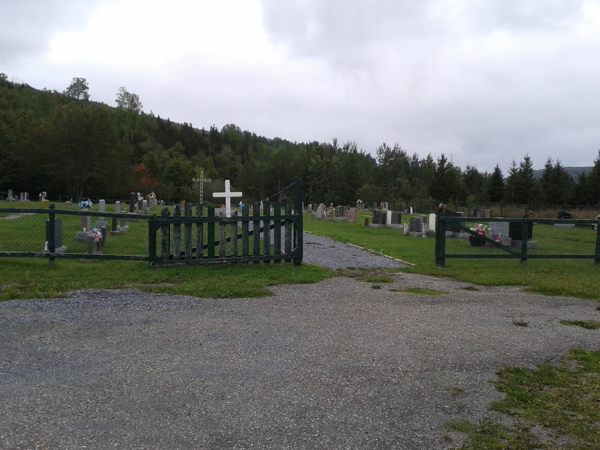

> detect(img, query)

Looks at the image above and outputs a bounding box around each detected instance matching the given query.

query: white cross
[192,170,212,204]
[213,180,242,217]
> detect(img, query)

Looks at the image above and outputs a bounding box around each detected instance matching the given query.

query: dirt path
[1,274,598,449]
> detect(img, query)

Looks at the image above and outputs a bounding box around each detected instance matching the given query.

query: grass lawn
[445,349,600,449]
[304,211,600,301]
[0,200,335,300]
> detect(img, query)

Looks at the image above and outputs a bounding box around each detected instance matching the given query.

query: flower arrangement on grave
[469,223,487,247]
[79,199,92,209]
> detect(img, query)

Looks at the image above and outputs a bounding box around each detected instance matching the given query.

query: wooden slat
[285,205,292,262]
[207,207,215,258]
[219,221,226,258]
[160,208,170,262]
[196,205,203,259]
[253,202,260,264]
[185,204,192,261]
[274,202,281,264]
[242,207,249,260]
[264,201,270,264]
[174,205,181,260]
[231,211,237,258]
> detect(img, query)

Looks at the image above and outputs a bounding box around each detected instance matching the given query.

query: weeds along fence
[0,180,304,266]
[435,216,600,267]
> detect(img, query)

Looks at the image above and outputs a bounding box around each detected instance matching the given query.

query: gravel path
[1,235,599,449]
[303,232,407,269]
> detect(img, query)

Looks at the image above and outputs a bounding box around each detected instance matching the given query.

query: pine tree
[488,164,505,202]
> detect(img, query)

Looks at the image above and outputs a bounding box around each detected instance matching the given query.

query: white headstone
[429,213,436,233]
[115,201,120,213]
[7,189,13,201]
[213,180,242,218]
[142,199,148,213]
[386,210,392,225]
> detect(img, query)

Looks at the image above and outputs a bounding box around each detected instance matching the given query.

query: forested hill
[532,166,592,179]
[1,76,599,206]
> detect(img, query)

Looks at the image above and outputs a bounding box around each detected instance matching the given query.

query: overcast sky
[2,0,600,173]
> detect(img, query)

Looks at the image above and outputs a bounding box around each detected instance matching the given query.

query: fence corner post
[48,204,56,265]
[435,215,446,267]
[520,220,528,266]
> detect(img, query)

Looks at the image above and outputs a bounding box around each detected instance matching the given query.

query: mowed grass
[0,201,335,300]
[304,212,600,300]
[0,258,335,300]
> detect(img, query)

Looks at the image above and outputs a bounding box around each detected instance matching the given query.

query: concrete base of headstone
[76,232,90,242]
[333,217,347,221]
[117,225,129,232]
[408,231,425,237]
[425,230,436,238]
[387,224,403,229]
[43,245,68,254]
[445,231,470,239]
[511,240,538,250]
[110,230,120,236]
[369,224,386,228]
[95,220,107,229]
[554,223,576,228]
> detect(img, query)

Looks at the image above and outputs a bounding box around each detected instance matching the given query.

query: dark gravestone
[557,210,572,220]
[410,217,423,233]
[445,211,464,232]
[371,210,385,225]
[509,221,533,240]
[129,192,136,212]
[46,219,63,248]
[391,212,401,224]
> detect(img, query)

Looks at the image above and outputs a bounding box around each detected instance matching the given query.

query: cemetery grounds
[1,201,599,448]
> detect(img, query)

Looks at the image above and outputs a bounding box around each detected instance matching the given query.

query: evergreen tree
[488,164,505,202]
[428,154,456,201]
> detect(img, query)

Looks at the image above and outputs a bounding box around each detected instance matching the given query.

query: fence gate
[149,179,304,266]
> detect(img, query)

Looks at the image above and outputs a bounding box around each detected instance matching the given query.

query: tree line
[1,75,599,207]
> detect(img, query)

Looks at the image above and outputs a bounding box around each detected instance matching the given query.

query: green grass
[388,288,448,295]
[0,258,336,300]
[304,214,600,300]
[560,320,600,330]
[445,349,600,449]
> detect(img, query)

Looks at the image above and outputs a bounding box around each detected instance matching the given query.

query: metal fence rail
[435,216,600,267]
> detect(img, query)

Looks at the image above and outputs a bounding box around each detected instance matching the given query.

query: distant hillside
[532,166,592,179]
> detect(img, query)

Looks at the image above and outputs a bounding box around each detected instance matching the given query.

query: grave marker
[213,180,242,218]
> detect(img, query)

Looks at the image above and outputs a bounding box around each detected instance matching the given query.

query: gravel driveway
[1,234,598,449]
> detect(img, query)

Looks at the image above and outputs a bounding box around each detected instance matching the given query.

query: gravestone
[129,192,136,212]
[428,213,436,232]
[348,207,358,222]
[334,206,346,220]
[213,179,242,218]
[557,210,572,220]
[7,189,13,201]
[509,221,533,240]
[370,210,386,227]
[316,203,325,219]
[382,202,389,211]
[481,210,491,218]
[470,207,477,217]
[80,213,90,232]
[45,219,67,253]
[490,222,511,246]
[388,212,402,229]
[24,192,29,201]
[19,192,24,201]
[408,206,414,214]
[96,199,107,228]
[142,200,148,214]
[410,217,423,232]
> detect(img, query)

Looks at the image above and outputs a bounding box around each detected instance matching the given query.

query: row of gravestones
[5,190,29,201]
[130,192,164,215]
[314,203,360,222]
[73,200,132,256]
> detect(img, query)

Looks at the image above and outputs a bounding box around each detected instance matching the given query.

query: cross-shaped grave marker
[192,170,212,204]
[213,180,242,218]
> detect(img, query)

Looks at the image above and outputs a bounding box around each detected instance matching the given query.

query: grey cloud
[0,0,94,65]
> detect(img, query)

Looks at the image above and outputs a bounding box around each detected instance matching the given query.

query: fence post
[174,205,181,261]
[595,218,600,266]
[48,204,56,265]
[294,178,303,266]
[520,220,528,266]
[185,203,192,262]
[160,208,170,262]
[274,201,281,264]
[435,215,446,267]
